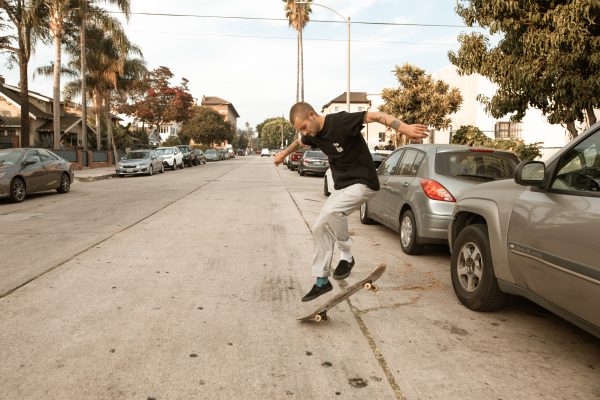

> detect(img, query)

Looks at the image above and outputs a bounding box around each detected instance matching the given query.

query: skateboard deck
[297,264,387,322]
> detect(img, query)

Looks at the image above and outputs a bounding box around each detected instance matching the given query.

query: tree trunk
[51,7,62,150]
[93,93,101,149]
[300,28,304,102]
[17,36,30,147]
[296,32,300,103]
[586,105,597,127]
[80,0,87,149]
[566,121,578,140]
[105,94,118,163]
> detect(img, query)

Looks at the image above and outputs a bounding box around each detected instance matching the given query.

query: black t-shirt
[301,111,380,191]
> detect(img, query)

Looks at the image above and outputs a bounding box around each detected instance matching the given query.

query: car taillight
[420,179,455,202]
[303,159,309,165]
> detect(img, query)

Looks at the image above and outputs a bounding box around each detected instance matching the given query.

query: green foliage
[380,64,463,129]
[256,117,295,149]
[180,106,234,146]
[162,135,181,146]
[449,0,600,138]
[452,125,542,161]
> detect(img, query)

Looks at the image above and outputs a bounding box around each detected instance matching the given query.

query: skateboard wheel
[364,282,373,290]
[371,284,379,292]
[314,315,322,322]
[323,315,331,322]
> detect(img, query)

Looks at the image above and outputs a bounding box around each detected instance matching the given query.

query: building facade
[201,96,240,130]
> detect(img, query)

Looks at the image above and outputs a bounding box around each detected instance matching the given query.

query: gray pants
[311,183,377,277]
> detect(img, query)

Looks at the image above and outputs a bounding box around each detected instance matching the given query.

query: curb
[75,174,118,183]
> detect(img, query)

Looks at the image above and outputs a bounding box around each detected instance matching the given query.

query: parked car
[289,147,309,170]
[156,146,184,170]
[448,122,600,339]
[205,149,220,161]
[323,150,398,196]
[261,148,270,157]
[0,148,74,203]
[193,149,206,165]
[298,150,329,176]
[227,149,235,159]
[177,145,195,167]
[116,149,164,177]
[359,144,520,254]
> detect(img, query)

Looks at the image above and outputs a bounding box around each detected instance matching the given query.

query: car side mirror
[514,161,545,187]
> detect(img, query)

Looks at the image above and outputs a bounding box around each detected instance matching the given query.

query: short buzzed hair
[289,102,316,125]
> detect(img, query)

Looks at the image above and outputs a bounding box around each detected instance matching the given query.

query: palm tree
[283,0,311,102]
[0,0,48,147]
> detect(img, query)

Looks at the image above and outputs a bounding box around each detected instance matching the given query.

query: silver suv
[449,122,600,338]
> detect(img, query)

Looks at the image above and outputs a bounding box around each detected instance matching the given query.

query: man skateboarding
[274,102,428,302]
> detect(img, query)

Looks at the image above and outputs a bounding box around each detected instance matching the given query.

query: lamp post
[295,1,350,112]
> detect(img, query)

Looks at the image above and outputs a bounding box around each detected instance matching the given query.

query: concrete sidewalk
[73,166,117,182]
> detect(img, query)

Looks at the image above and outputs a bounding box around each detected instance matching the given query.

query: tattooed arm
[274,137,302,166]
[364,112,428,142]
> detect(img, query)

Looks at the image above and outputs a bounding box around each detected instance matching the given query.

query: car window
[436,150,518,181]
[127,151,149,159]
[305,151,326,158]
[156,148,173,155]
[551,130,600,194]
[396,149,419,176]
[0,150,23,165]
[379,150,403,176]
[38,149,54,162]
[25,150,42,163]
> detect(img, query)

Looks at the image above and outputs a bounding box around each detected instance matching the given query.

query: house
[0,76,95,149]
[432,65,581,160]
[321,92,390,150]
[201,96,240,130]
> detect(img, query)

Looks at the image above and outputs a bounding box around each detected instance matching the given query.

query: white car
[156,146,184,170]
[261,148,270,157]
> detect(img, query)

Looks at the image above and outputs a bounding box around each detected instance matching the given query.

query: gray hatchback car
[449,122,600,338]
[360,144,519,254]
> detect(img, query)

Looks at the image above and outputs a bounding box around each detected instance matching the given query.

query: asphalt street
[0,156,598,400]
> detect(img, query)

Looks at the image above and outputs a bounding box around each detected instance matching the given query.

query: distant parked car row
[116,145,207,177]
[0,148,74,203]
[205,148,236,161]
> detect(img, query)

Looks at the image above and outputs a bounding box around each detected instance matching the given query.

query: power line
[107,11,475,29]
[127,29,457,46]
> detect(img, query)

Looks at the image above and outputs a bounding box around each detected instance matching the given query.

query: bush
[452,125,542,161]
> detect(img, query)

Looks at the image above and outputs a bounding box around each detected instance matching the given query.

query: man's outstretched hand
[274,153,285,166]
[400,124,429,143]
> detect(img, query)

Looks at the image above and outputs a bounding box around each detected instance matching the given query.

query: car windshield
[126,151,149,159]
[178,147,189,153]
[205,149,216,154]
[436,150,519,181]
[0,149,24,165]
[305,151,327,159]
[156,148,173,155]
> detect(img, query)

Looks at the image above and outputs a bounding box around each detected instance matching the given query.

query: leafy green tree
[449,0,600,139]
[180,106,234,147]
[283,0,311,102]
[380,64,462,144]
[0,0,48,146]
[452,125,542,161]
[256,117,295,149]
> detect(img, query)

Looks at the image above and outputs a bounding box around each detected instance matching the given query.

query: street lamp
[295,1,350,112]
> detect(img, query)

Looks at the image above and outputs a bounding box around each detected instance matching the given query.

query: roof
[322,92,370,110]
[0,84,52,120]
[37,114,94,133]
[201,95,240,118]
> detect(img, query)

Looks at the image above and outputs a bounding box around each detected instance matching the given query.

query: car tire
[359,202,375,225]
[160,164,164,173]
[180,161,184,169]
[148,165,153,176]
[171,162,177,171]
[323,177,331,196]
[57,173,71,193]
[299,169,305,176]
[399,209,424,255]
[450,224,508,311]
[9,177,26,203]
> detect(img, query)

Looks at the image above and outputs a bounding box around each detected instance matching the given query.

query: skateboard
[297,264,387,323]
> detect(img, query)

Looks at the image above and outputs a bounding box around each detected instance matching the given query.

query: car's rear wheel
[172,162,177,171]
[10,178,26,203]
[57,173,71,193]
[399,209,423,255]
[450,224,507,311]
[359,203,374,225]
[159,164,164,173]
[148,165,153,176]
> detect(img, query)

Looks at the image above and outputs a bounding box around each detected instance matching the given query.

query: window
[38,149,54,162]
[551,130,600,194]
[334,107,340,112]
[358,107,366,112]
[379,151,403,176]
[396,150,419,176]
[378,132,386,142]
[495,121,522,139]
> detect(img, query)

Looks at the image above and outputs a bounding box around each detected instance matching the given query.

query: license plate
[126,169,134,173]
[314,161,323,165]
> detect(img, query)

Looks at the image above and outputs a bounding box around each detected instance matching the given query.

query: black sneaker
[301,281,333,302]
[333,258,355,280]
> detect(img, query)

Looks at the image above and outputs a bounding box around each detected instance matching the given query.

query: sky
[1,0,480,129]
